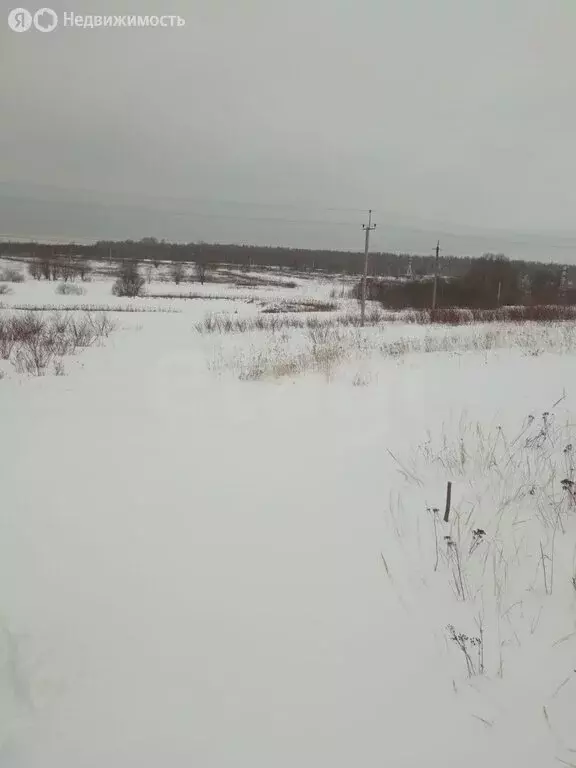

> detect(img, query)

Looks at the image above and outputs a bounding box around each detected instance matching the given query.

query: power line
[4,185,576,248]
[0,183,370,216]
[0,203,364,228]
[3,217,576,250]
[6,181,576,245]
[3,209,576,261]
[383,223,576,250]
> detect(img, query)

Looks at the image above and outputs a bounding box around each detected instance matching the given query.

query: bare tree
[59,259,76,282]
[196,261,208,285]
[112,261,145,297]
[28,260,43,280]
[78,260,92,282]
[40,256,52,280]
[171,262,186,285]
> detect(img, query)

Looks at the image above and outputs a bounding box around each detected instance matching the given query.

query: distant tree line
[27,254,92,282]
[2,237,576,287]
[366,254,575,309]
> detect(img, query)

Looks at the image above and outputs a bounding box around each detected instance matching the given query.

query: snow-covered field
[1,262,575,767]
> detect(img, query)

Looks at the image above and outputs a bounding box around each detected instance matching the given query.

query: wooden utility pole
[360,209,376,327]
[559,265,568,304]
[432,240,441,310]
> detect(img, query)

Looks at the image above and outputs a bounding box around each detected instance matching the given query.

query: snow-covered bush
[56,282,86,296]
[0,268,25,283]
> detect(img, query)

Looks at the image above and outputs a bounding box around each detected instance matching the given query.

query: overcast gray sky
[1,0,576,259]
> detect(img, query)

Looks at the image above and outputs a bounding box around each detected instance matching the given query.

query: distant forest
[2,236,576,283]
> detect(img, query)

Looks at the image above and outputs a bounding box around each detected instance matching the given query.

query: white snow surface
[1,266,575,766]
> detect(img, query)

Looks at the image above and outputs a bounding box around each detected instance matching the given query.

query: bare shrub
[2,309,115,377]
[195,310,385,335]
[330,284,349,300]
[307,324,338,349]
[112,261,145,297]
[231,325,347,381]
[69,317,98,347]
[352,372,371,386]
[261,299,337,314]
[0,268,25,283]
[238,349,306,381]
[11,312,45,342]
[13,338,54,376]
[9,303,178,313]
[87,313,115,337]
[238,344,346,381]
[397,305,576,325]
[44,314,74,355]
[387,409,576,686]
[0,317,17,359]
[10,313,56,374]
[56,282,86,296]
[0,284,13,295]
[49,312,71,336]
[145,291,253,302]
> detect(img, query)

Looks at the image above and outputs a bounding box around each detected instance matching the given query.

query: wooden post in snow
[444,481,452,523]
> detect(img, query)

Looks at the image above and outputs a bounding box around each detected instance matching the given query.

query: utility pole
[360,209,376,327]
[432,240,441,310]
[559,265,568,304]
[406,255,414,280]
